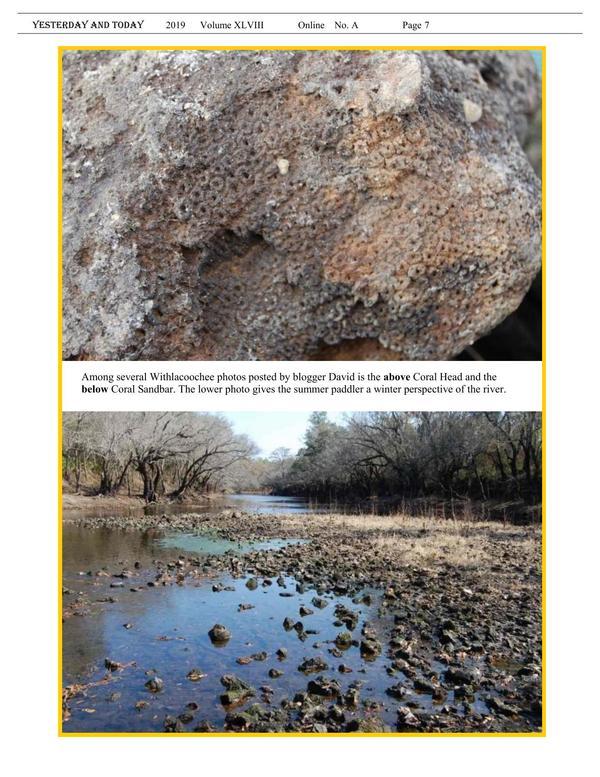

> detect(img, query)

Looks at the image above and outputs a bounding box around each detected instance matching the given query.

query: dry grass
[278,511,541,570]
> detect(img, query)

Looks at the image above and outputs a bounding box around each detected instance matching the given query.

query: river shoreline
[62,492,219,513]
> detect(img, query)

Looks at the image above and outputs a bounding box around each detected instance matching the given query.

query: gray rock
[144,676,164,693]
[208,623,231,644]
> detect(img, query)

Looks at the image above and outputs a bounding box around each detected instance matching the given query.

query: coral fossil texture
[62,50,541,361]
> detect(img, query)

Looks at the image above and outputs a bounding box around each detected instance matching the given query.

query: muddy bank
[62,492,217,513]
[62,510,541,733]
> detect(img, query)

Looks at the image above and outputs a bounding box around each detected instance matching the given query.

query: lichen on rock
[62,49,541,361]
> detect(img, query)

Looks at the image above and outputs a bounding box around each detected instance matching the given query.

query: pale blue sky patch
[223,411,346,457]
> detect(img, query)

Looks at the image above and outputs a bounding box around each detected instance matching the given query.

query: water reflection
[63,572,389,732]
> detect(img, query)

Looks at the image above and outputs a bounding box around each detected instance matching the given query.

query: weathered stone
[163,715,185,732]
[208,623,231,644]
[334,631,353,649]
[307,676,342,698]
[144,676,163,693]
[62,50,541,361]
[445,666,481,686]
[186,668,206,681]
[334,605,359,630]
[397,706,420,731]
[219,674,256,707]
[360,637,382,659]
[298,656,329,674]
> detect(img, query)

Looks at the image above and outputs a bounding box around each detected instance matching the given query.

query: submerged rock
[186,668,207,681]
[193,719,216,732]
[307,676,342,698]
[163,715,185,732]
[397,706,420,731]
[334,605,359,630]
[298,656,329,675]
[144,676,164,693]
[360,637,382,659]
[62,50,541,361]
[219,674,256,707]
[334,631,353,649]
[208,624,231,644]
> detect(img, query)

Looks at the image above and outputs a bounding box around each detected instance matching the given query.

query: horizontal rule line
[16,11,585,15]
[18,31,583,35]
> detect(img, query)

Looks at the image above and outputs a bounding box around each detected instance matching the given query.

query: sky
[223,411,346,457]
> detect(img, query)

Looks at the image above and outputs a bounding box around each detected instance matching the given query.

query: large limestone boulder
[62,50,541,360]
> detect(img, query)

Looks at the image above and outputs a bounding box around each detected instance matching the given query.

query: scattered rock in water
[219,674,256,707]
[346,717,386,733]
[344,687,360,707]
[397,706,420,731]
[299,606,314,617]
[145,676,164,693]
[386,683,408,700]
[283,617,295,631]
[432,687,447,703]
[414,677,438,695]
[454,685,475,700]
[486,697,519,716]
[293,622,306,639]
[64,507,541,733]
[245,577,258,590]
[104,658,123,671]
[307,675,342,698]
[445,666,481,687]
[163,715,185,732]
[134,700,149,711]
[298,656,329,674]
[186,669,206,681]
[360,637,382,660]
[208,624,231,644]
[276,648,288,660]
[238,603,254,611]
[268,668,284,678]
[236,656,253,665]
[312,597,328,609]
[193,720,216,733]
[334,631,353,649]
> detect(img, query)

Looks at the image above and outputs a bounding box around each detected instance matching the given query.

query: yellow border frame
[58,44,546,738]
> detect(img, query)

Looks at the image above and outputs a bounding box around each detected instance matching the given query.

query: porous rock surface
[62,50,541,360]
